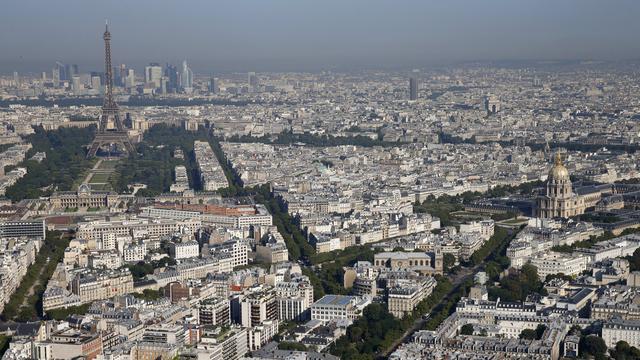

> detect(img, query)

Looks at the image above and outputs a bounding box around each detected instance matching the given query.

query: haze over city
[2,0,640,73]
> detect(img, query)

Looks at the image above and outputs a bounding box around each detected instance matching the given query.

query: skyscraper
[113,66,122,87]
[208,76,217,93]
[12,72,19,87]
[52,66,60,86]
[117,64,127,87]
[409,76,418,100]
[145,63,163,88]
[160,76,168,94]
[165,63,179,93]
[55,61,67,81]
[90,72,105,86]
[72,76,82,95]
[181,60,193,91]
[91,75,102,91]
[64,64,72,81]
[125,69,135,88]
[248,72,258,91]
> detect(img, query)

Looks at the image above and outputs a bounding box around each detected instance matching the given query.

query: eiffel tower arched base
[87,131,135,158]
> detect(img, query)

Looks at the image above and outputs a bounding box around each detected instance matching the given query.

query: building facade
[50,184,119,209]
[602,319,640,348]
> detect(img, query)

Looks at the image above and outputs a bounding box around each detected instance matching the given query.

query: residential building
[310,295,371,323]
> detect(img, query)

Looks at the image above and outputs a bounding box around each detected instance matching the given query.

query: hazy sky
[2,0,640,73]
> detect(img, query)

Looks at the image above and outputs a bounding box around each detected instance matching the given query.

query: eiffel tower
[87,23,135,158]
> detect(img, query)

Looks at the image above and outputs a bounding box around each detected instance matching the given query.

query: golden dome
[548,153,569,181]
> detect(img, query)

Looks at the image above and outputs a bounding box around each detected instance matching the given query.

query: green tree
[132,289,163,301]
[126,261,154,280]
[469,228,510,266]
[535,324,547,339]
[443,253,456,271]
[5,126,97,201]
[0,335,10,359]
[278,342,307,351]
[348,326,364,342]
[485,261,502,280]
[46,304,91,321]
[610,341,640,360]
[329,278,455,360]
[519,329,537,340]
[488,263,545,302]
[580,335,607,358]
[627,247,640,271]
[2,231,71,321]
[517,324,547,340]
[460,324,474,335]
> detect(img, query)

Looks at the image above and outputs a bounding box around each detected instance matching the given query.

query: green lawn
[98,160,120,170]
[89,183,111,191]
[70,159,99,189]
[88,173,111,183]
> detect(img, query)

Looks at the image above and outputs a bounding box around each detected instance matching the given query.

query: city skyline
[2,0,640,73]
[3,2,640,359]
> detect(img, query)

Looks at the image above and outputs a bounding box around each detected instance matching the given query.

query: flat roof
[314,294,354,306]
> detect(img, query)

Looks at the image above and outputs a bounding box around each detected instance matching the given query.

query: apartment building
[0,220,46,239]
[76,218,201,242]
[210,238,249,268]
[602,318,640,348]
[275,278,314,322]
[194,140,229,191]
[142,324,188,346]
[70,268,134,304]
[198,297,231,327]
[528,252,588,280]
[237,287,278,328]
[198,325,248,360]
[387,277,437,318]
[169,240,200,260]
[310,295,371,323]
[247,319,279,351]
